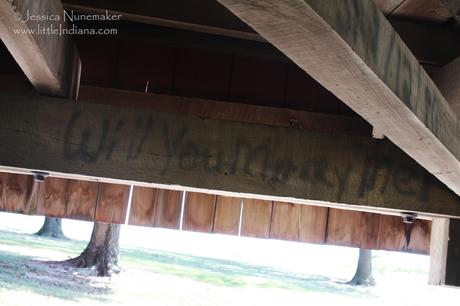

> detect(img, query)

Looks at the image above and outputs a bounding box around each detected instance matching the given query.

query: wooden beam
[78,86,372,137]
[63,0,460,65]
[0,93,459,217]
[433,57,460,116]
[429,218,450,285]
[216,0,460,197]
[0,0,80,97]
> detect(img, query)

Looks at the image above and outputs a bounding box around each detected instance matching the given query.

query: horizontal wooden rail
[0,93,458,217]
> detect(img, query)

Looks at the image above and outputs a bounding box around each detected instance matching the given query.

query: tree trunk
[66,222,120,277]
[348,248,376,286]
[35,217,66,239]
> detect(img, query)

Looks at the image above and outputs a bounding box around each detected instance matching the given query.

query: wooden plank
[66,179,99,220]
[0,0,80,97]
[269,202,300,241]
[429,218,450,285]
[1,94,460,217]
[2,173,38,215]
[78,86,372,137]
[94,183,130,224]
[241,199,273,238]
[326,209,381,249]
[154,189,183,229]
[37,177,97,221]
[129,186,159,227]
[299,205,328,244]
[391,0,454,23]
[213,196,242,235]
[183,192,216,233]
[0,172,7,211]
[378,215,431,254]
[63,0,261,41]
[217,0,460,197]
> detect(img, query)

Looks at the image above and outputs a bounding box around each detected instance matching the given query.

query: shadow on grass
[121,247,375,298]
[0,229,374,299]
[0,230,87,255]
[0,233,111,302]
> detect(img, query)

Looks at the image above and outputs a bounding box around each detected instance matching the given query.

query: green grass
[0,229,374,301]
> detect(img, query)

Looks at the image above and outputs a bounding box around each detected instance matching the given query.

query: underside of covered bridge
[0,0,460,287]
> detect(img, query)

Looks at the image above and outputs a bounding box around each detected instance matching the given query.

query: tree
[35,217,66,239]
[66,222,121,277]
[348,248,376,286]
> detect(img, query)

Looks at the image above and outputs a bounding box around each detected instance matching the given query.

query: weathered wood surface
[37,177,98,221]
[0,0,80,97]
[0,173,38,215]
[129,186,158,227]
[78,86,371,137]
[241,199,273,238]
[269,202,300,241]
[326,209,381,249]
[153,189,183,229]
[433,56,460,117]
[94,183,130,224]
[0,172,6,212]
[429,218,450,285]
[378,215,431,253]
[390,0,457,23]
[0,93,459,217]
[299,205,328,244]
[183,192,216,233]
[0,172,431,254]
[213,196,242,235]
[217,0,460,198]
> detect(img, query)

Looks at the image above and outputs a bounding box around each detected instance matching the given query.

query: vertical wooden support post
[445,219,460,286]
[429,218,450,285]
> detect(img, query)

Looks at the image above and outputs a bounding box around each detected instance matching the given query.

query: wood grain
[0,94,459,217]
[183,192,216,233]
[66,179,99,220]
[0,0,80,97]
[36,177,98,221]
[129,186,159,227]
[217,0,460,198]
[154,189,183,229]
[78,86,371,137]
[241,199,273,238]
[378,215,431,254]
[95,183,130,224]
[391,0,454,23]
[269,202,300,241]
[299,205,328,244]
[0,172,6,211]
[213,196,242,235]
[3,173,38,215]
[429,218,450,285]
[326,209,381,249]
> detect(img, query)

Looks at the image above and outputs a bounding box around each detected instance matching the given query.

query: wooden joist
[0,93,459,217]
[217,0,460,197]
[0,0,80,97]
